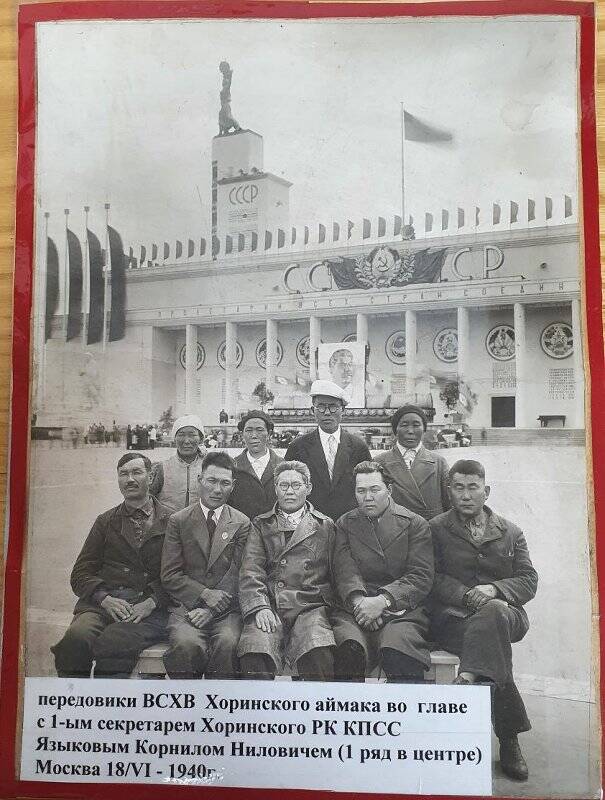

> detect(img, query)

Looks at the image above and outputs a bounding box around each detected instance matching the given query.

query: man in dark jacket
[238,460,336,680]
[430,459,538,782]
[331,460,434,682]
[51,453,171,678]
[376,405,450,521]
[229,411,283,521]
[284,380,371,521]
[160,451,250,679]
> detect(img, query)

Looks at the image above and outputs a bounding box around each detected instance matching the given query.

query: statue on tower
[218,61,241,136]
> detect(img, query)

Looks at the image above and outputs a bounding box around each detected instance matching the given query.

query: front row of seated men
[53,450,537,781]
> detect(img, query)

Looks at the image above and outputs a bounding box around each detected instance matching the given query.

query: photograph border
[1,2,602,799]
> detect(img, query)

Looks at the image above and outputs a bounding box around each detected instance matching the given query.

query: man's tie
[326,435,337,479]
[206,510,216,541]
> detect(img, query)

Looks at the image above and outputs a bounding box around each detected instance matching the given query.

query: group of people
[126,424,158,450]
[52,379,537,781]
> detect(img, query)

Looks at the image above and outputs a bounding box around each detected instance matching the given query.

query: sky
[36,15,578,250]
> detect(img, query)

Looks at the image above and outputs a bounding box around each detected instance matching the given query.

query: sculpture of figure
[218,61,241,136]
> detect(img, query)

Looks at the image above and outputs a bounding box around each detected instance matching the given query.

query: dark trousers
[241,647,334,681]
[163,609,241,679]
[433,600,531,737]
[334,640,425,683]
[52,609,167,678]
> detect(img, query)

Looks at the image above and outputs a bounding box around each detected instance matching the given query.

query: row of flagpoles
[41,204,127,348]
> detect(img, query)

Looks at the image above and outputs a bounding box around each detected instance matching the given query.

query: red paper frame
[2,2,601,799]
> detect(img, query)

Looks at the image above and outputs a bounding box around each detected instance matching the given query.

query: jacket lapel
[234,451,257,479]
[190,503,211,559]
[410,446,438,489]
[445,508,504,549]
[208,505,239,568]
[281,510,318,555]
[261,450,280,487]
[331,431,352,486]
[374,504,408,552]
[384,447,426,508]
[350,511,384,559]
[306,430,331,486]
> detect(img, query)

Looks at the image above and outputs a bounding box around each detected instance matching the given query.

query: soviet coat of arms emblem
[354,246,415,288]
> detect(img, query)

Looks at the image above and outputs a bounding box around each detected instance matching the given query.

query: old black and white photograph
[23,12,599,797]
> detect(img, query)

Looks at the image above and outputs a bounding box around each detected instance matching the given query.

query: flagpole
[82,206,90,346]
[400,103,406,230]
[37,210,50,412]
[102,203,110,353]
[63,209,70,339]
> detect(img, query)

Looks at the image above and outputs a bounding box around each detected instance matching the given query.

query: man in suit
[430,459,538,781]
[238,460,336,681]
[331,460,434,682]
[376,405,450,521]
[52,453,171,678]
[284,380,371,521]
[229,411,283,521]
[160,451,251,678]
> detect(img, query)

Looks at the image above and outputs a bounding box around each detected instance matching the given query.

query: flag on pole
[403,112,453,143]
[45,237,59,341]
[87,229,104,344]
[66,229,83,341]
[107,226,126,341]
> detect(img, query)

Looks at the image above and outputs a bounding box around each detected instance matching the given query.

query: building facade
[35,128,584,433]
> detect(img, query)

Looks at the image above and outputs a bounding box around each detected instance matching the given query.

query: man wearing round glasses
[150,415,207,513]
[285,380,371,521]
[161,451,251,678]
[238,460,336,680]
[229,411,283,521]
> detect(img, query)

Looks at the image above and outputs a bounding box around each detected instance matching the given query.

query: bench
[538,414,566,428]
[130,645,459,684]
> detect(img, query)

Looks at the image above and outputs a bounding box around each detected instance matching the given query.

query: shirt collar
[199,501,224,521]
[318,426,341,448]
[247,449,270,465]
[277,503,308,527]
[123,496,153,517]
[396,440,423,458]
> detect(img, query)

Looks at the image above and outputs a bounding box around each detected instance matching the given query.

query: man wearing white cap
[285,380,371,521]
[150,415,207,513]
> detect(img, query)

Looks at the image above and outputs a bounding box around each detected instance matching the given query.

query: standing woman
[375,405,450,521]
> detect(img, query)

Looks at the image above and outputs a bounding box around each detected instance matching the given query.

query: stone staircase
[468,428,585,447]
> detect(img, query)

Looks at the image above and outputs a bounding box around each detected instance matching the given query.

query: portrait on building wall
[3,5,603,800]
[318,342,366,408]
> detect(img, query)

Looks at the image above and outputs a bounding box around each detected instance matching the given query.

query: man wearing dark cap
[376,405,450,521]
[228,411,283,521]
[51,453,171,678]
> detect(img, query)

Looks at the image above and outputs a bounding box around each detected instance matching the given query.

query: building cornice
[125,223,579,284]
[124,276,581,328]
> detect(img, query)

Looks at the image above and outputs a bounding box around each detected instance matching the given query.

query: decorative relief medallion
[540,322,573,359]
[433,328,458,363]
[385,331,407,365]
[296,336,310,368]
[486,325,515,361]
[179,342,206,371]
[217,340,243,369]
[255,338,284,369]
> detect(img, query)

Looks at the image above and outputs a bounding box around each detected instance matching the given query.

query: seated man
[430,459,538,781]
[331,461,434,682]
[51,453,172,678]
[238,460,336,681]
[161,451,250,679]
